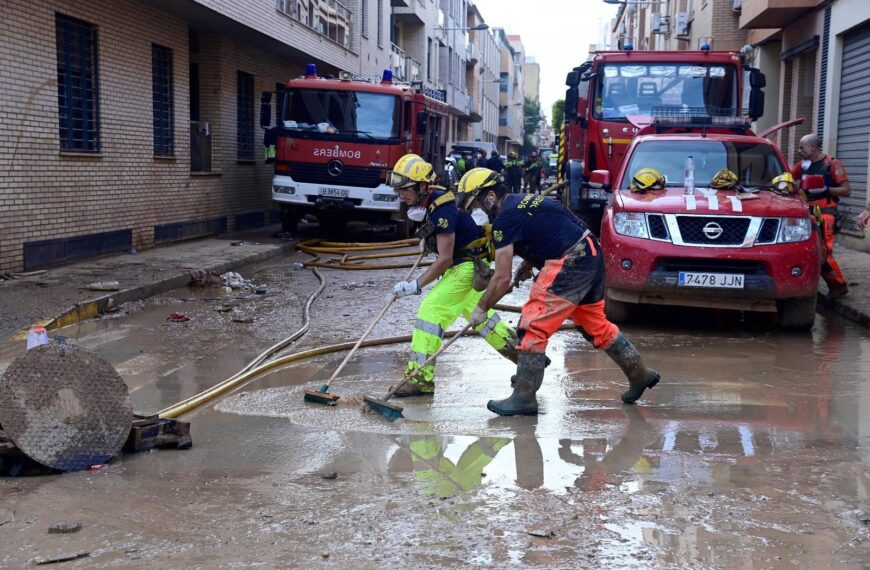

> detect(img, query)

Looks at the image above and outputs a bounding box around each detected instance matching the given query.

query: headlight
[273,185,295,195]
[777,217,811,243]
[373,193,398,202]
[613,212,649,239]
[587,189,609,201]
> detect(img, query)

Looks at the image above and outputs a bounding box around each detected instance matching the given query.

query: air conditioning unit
[676,11,690,36]
[651,13,669,35]
[732,0,742,11]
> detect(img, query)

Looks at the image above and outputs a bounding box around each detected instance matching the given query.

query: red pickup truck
[599,131,821,330]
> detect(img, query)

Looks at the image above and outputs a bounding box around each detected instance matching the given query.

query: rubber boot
[392,377,434,398]
[487,352,547,416]
[605,334,660,404]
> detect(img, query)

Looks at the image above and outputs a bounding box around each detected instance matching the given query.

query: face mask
[801,160,812,171]
[407,206,427,222]
[471,208,489,226]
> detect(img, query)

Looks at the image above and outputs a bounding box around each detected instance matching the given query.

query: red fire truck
[559,46,767,232]
[261,65,450,235]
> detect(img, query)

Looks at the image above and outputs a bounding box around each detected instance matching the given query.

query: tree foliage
[551,99,565,131]
[522,96,543,154]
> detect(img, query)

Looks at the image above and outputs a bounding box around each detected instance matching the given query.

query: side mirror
[260,92,272,128]
[800,174,826,192]
[749,88,765,121]
[589,170,611,190]
[565,87,579,119]
[749,68,766,88]
[417,111,428,135]
[565,71,580,87]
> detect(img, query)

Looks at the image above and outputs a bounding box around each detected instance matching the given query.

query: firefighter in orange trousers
[790,133,852,298]
[457,169,660,416]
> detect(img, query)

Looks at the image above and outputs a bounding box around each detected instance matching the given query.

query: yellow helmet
[710,168,740,190]
[630,167,665,193]
[772,172,796,193]
[508,151,518,159]
[456,167,503,210]
[387,154,435,190]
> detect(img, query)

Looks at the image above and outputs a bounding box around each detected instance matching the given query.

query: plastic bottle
[684,155,695,195]
[27,325,48,350]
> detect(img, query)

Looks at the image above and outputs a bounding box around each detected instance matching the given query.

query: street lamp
[436,23,489,32]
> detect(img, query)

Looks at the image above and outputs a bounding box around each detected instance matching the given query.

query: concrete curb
[42,240,298,333]
[818,293,870,328]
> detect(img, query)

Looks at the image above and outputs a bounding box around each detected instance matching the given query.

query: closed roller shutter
[836,22,870,232]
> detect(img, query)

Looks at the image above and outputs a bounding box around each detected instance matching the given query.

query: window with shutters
[152,44,174,156]
[237,71,254,160]
[55,13,100,152]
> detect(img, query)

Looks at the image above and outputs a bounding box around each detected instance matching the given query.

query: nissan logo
[327,159,344,177]
[703,222,724,240]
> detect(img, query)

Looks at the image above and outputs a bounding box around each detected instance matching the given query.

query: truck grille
[647,214,669,240]
[756,218,779,244]
[676,216,750,245]
[291,163,383,188]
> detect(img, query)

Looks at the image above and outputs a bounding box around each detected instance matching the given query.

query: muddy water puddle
[1,248,869,568]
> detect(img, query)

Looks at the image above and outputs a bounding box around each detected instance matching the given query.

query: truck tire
[778,296,817,330]
[281,206,300,234]
[604,290,633,323]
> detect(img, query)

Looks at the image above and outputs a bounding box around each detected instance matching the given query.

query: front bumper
[271,174,400,213]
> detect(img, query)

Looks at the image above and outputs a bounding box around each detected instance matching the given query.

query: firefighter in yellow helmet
[387,157,517,397]
[772,172,796,194]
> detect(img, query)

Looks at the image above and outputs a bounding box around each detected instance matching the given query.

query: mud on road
[1,235,869,568]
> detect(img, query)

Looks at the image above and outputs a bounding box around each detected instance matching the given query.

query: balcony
[405,57,422,83]
[390,43,407,81]
[469,95,482,122]
[739,0,819,29]
[466,42,477,65]
[393,0,426,24]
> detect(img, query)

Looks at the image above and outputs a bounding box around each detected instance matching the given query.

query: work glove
[470,305,488,329]
[512,261,533,285]
[393,279,420,298]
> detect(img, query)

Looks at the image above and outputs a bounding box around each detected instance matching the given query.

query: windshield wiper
[341,129,379,143]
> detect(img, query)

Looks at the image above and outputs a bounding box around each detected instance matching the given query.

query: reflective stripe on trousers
[406,261,515,386]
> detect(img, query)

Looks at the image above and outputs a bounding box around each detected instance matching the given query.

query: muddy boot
[392,379,434,398]
[487,352,547,416]
[605,334,660,404]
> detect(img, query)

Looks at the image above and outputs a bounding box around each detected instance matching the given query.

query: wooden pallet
[123,414,192,453]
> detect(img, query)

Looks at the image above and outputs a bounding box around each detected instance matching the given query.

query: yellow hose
[155,238,552,419]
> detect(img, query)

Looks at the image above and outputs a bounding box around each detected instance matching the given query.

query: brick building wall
[0,0,379,272]
[0,0,191,271]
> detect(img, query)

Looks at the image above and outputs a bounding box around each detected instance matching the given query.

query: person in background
[789,133,852,298]
[503,151,523,193]
[472,151,487,169]
[523,150,544,194]
[486,150,504,173]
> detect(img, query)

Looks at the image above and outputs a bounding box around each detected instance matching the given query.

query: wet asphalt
[0,225,868,568]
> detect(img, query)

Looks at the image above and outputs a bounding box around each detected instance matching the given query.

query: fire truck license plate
[319,187,349,198]
[678,272,744,289]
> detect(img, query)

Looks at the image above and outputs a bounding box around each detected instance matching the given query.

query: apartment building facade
[465,2,500,145]
[612,0,746,52]
[0,0,398,272]
[494,29,524,155]
[740,0,870,245]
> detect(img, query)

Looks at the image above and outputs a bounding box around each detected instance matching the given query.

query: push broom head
[363,395,404,421]
[304,385,340,405]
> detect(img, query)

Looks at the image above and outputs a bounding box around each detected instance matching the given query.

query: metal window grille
[152,44,174,156]
[361,0,368,37]
[377,0,384,47]
[818,5,831,138]
[237,71,254,160]
[55,13,100,152]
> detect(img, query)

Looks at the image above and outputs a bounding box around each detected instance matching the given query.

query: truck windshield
[281,89,400,140]
[622,140,786,189]
[594,63,738,120]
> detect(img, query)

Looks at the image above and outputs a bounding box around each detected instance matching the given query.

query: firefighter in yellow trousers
[388,156,517,396]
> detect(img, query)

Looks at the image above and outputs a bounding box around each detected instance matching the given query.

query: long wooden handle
[384,322,474,400]
[324,249,425,388]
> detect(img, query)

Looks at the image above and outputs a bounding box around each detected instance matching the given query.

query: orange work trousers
[517,235,619,354]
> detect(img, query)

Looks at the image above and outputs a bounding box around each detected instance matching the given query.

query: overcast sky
[473,0,620,120]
